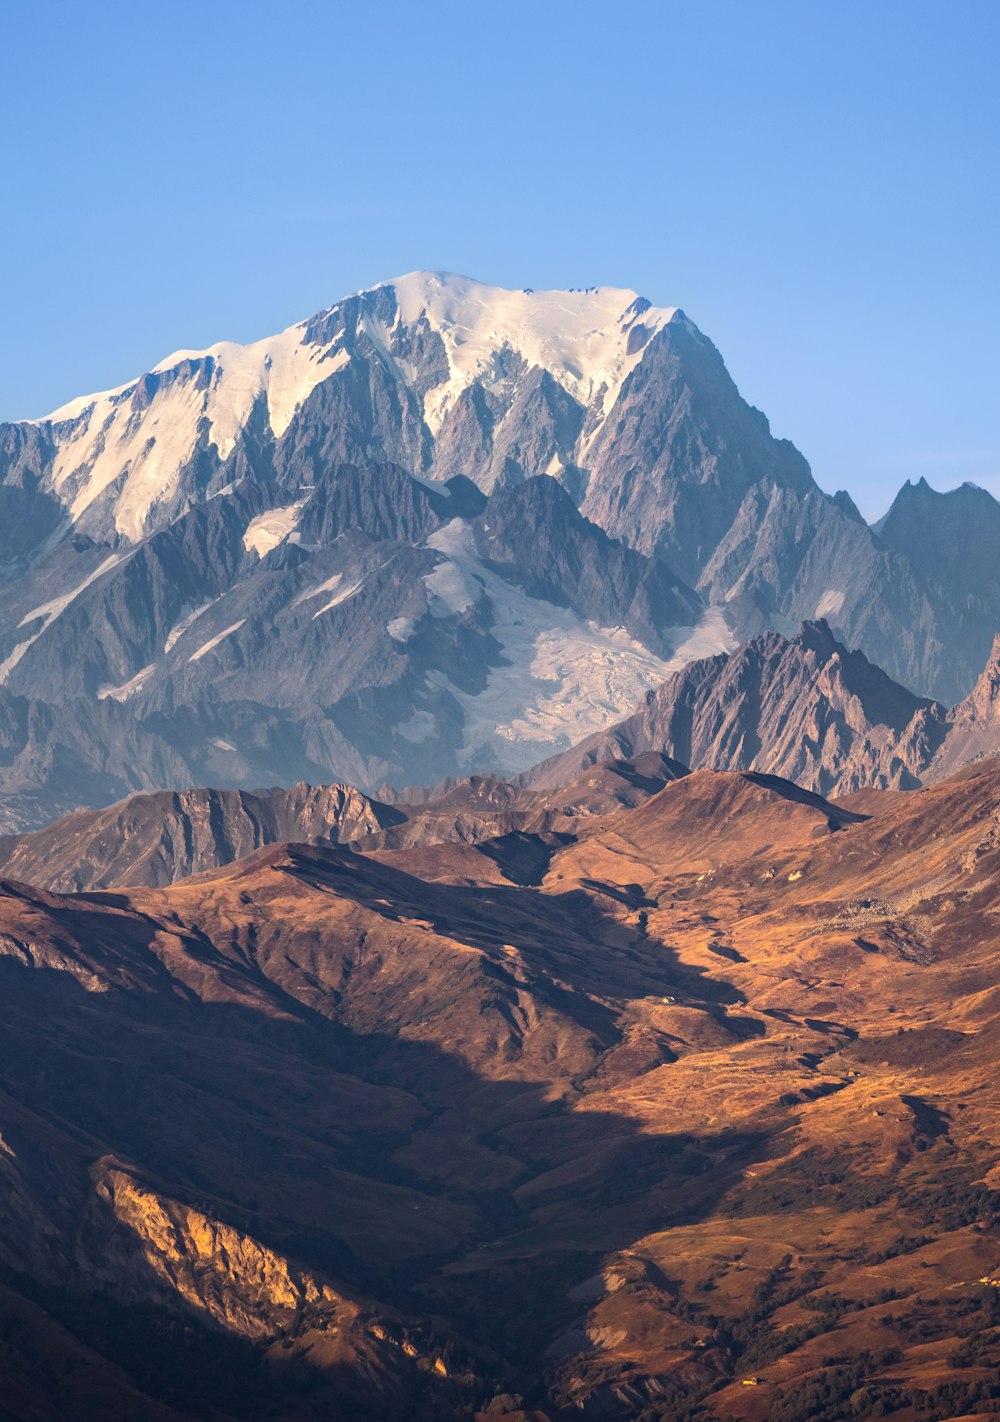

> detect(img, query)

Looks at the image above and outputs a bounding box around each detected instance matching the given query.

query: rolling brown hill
[0,752,688,892]
[0,762,999,1418]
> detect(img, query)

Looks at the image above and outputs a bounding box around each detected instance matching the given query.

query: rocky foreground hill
[1,756,1000,1419]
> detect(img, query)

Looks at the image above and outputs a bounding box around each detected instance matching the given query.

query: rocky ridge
[525,619,1000,799]
[0,752,687,892]
[6,619,1000,894]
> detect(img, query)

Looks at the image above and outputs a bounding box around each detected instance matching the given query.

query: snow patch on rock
[0,554,129,686]
[18,554,127,630]
[312,583,363,618]
[387,616,416,642]
[243,502,304,558]
[395,710,436,744]
[165,601,215,653]
[188,621,245,663]
[815,588,846,619]
[98,664,156,702]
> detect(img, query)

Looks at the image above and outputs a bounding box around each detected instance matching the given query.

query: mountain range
[0,618,997,895]
[2,272,1000,830]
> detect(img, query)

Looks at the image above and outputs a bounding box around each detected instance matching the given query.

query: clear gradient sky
[1,0,996,519]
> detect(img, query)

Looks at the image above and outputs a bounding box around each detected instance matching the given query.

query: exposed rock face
[471,475,699,655]
[85,1162,353,1340]
[525,620,1000,800]
[927,632,1000,779]
[4,611,1000,892]
[6,276,690,544]
[949,632,1000,727]
[580,314,814,584]
[0,466,709,829]
[1,761,1000,1415]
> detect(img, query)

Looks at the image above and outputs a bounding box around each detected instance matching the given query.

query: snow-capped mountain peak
[2,268,999,829]
[27,272,682,541]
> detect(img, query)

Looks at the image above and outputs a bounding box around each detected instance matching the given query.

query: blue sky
[1,0,996,519]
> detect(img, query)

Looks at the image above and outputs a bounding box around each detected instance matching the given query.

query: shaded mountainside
[0,468,706,830]
[874,476,1000,613]
[525,619,1000,799]
[2,761,1000,1416]
[1,273,999,828]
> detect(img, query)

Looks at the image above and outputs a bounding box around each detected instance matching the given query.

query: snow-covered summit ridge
[385,271,682,433]
[29,272,683,540]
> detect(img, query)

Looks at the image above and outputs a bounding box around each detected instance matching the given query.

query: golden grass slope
[0,763,999,1417]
